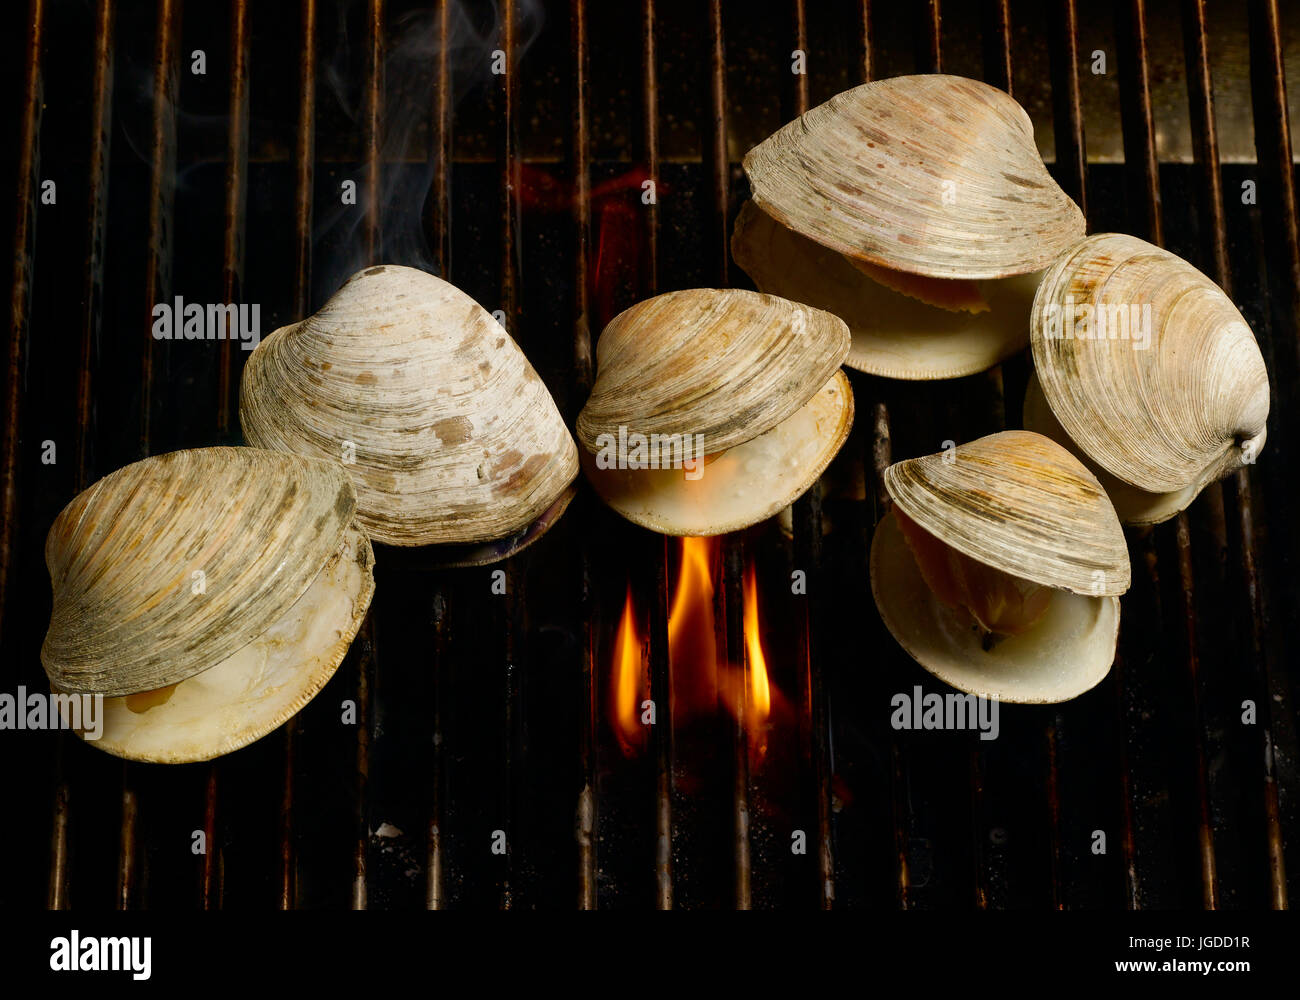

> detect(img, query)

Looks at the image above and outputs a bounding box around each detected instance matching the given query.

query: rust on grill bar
[218,0,250,434]
[1,0,44,645]
[47,0,115,914]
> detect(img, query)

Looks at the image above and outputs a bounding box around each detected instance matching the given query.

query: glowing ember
[611,582,645,756]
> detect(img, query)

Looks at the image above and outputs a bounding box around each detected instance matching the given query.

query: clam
[240,264,579,553]
[576,288,853,536]
[1026,233,1270,525]
[41,447,374,763]
[732,74,1085,379]
[870,431,1130,703]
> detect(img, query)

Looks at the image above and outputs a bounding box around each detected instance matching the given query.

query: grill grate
[1,0,1296,911]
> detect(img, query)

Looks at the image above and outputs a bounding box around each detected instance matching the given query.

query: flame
[668,537,719,717]
[611,581,644,756]
[743,563,772,727]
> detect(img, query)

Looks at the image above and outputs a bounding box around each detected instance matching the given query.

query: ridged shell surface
[42,447,358,697]
[240,264,579,546]
[882,431,1130,596]
[576,288,849,458]
[1030,233,1270,495]
[742,75,1085,280]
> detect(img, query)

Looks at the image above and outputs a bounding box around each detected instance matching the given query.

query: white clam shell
[41,447,374,762]
[577,288,853,535]
[741,74,1085,280]
[1029,233,1270,521]
[870,431,1130,704]
[240,264,579,547]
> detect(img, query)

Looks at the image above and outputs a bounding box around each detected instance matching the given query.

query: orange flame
[611,582,644,756]
[743,563,772,729]
[668,537,719,717]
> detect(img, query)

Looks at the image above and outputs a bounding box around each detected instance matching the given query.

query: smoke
[112,1,546,300]
[314,0,546,301]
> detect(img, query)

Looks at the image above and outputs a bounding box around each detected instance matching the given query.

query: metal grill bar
[497,0,523,912]
[0,0,43,644]
[1047,0,1087,218]
[1118,0,1179,912]
[350,0,385,912]
[217,0,249,435]
[568,0,597,912]
[424,0,450,914]
[47,0,115,914]
[279,0,318,913]
[1044,0,1087,911]
[787,0,835,911]
[115,0,182,911]
[1116,4,1224,904]
[637,0,674,913]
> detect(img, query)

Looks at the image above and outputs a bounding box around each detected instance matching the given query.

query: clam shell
[1030,234,1270,502]
[882,431,1130,597]
[240,264,579,547]
[741,75,1085,280]
[582,370,853,536]
[576,288,849,459]
[1023,371,1197,525]
[871,509,1120,703]
[731,200,1042,379]
[78,524,373,763]
[42,447,367,698]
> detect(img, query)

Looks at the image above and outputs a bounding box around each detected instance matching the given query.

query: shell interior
[732,200,1040,380]
[582,371,854,536]
[63,525,374,763]
[871,509,1119,704]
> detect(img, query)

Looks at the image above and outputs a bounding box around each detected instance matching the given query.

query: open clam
[240,264,579,554]
[870,431,1130,703]
[1026,233,1270,525]
[41,447,374,763]
[732,74,1085,379]
[576,288,853,536]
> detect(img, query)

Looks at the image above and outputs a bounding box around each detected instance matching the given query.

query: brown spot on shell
[364,265,387,275]
[355,371,377,385]
[497,451,548,496]
[432,416,473,447]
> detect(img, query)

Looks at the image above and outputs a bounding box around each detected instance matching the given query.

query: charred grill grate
[0,0,1296,910]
